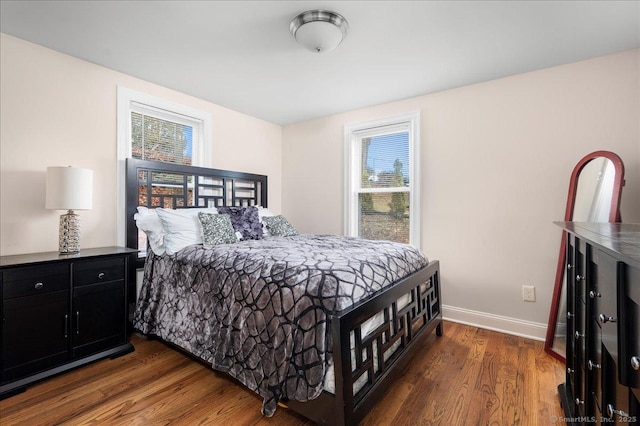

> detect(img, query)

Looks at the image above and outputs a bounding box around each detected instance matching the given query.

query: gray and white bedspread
[133,235,428,416]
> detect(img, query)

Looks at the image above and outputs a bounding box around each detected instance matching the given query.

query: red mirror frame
[544,150,625,362]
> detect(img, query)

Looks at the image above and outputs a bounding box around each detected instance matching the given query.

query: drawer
[594,402,603,426]
[576,298,586,362]
[591,249,618,354]
[2,263,69,299]
[621,264,639,390]
[575,238,588,304]
[588,320,603,410]
[73,257,125,286]
[576,364,587,416]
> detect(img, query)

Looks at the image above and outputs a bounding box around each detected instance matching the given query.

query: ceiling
[1,1,638,125]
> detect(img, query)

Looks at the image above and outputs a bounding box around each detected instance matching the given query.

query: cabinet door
[2,290,70,382]
[72,280,126,358]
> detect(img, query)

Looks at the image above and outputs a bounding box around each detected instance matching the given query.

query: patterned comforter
[133,235,428,416]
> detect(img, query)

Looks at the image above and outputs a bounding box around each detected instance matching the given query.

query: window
[118,87,211,167]
[116,87,212,246]
[344,112,420,247]
[130,106,195,165]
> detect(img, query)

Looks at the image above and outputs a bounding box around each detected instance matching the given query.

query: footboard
[286,259,442,425]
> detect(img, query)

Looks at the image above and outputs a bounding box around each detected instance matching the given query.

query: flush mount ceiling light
[290,10,349,53]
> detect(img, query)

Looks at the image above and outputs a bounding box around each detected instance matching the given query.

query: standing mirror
[545,151,625,361]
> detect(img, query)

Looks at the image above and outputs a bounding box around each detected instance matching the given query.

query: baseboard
[442,305,548,341]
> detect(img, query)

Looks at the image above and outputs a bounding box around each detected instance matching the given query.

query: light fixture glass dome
[290,10,349,53]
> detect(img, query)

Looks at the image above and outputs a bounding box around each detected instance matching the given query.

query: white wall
[2,32,638,340]
[0,33,282,256]
[281,49,640,339]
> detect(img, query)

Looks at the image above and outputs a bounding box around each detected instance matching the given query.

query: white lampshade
[290,10,349,53]
[46,166,93,211]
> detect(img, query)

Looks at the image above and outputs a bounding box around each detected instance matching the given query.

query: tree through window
[131,111,193,165]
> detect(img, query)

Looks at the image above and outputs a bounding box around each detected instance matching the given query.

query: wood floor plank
[532,342,565,424]
[440,326,491,426]
[67,362,208,425]
[0,322,565,425]
[389,328,465,424]
[359,378,415,426]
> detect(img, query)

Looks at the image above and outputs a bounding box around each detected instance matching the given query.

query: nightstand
[0,246,136,399]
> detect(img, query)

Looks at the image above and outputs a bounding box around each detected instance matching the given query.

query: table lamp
[46,166,93,254]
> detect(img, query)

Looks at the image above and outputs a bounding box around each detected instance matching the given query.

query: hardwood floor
[0,321,565,425]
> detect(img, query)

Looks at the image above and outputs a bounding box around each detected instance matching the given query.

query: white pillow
[134,207,165,255]
[156,207,218,255]
[256,206,275,237]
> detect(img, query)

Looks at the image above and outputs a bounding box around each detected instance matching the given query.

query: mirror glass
[545,152,624,361]
[573,158,616,222]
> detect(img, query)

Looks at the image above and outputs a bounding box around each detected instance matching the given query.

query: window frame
[116,86,212,246]
[343,111,421,247]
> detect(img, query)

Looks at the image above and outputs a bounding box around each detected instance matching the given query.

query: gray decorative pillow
[198,213,237,246]
[216,206,263,240]
[262,215,298,237]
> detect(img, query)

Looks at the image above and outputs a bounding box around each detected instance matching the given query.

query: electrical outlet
[522,285,536,302]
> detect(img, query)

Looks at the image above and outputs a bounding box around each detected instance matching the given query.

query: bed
[126,158,442,425]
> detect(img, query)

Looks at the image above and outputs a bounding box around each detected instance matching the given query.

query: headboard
[125,158,268,265]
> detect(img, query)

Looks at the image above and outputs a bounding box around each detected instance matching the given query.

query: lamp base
[59,210,80,254]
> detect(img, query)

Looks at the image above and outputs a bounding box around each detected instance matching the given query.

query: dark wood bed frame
[125,158,443,425]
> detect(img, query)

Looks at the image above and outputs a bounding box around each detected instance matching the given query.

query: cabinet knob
[588,360,601,370]
[589,290,601,299]
[567,264,573,270]
[631,356,640,371]
[575,398,584,406]
[576,275,585,282]
[567,367,575,374]
[567,312,574,319]
[607,404,628,418]
[575,331,584,340]
[598,313,617,323]
[98,272,106,280]
[34,282,44,290]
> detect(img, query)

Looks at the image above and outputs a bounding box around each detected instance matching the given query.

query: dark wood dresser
[556,222,639,425]
[0,247,136,399]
